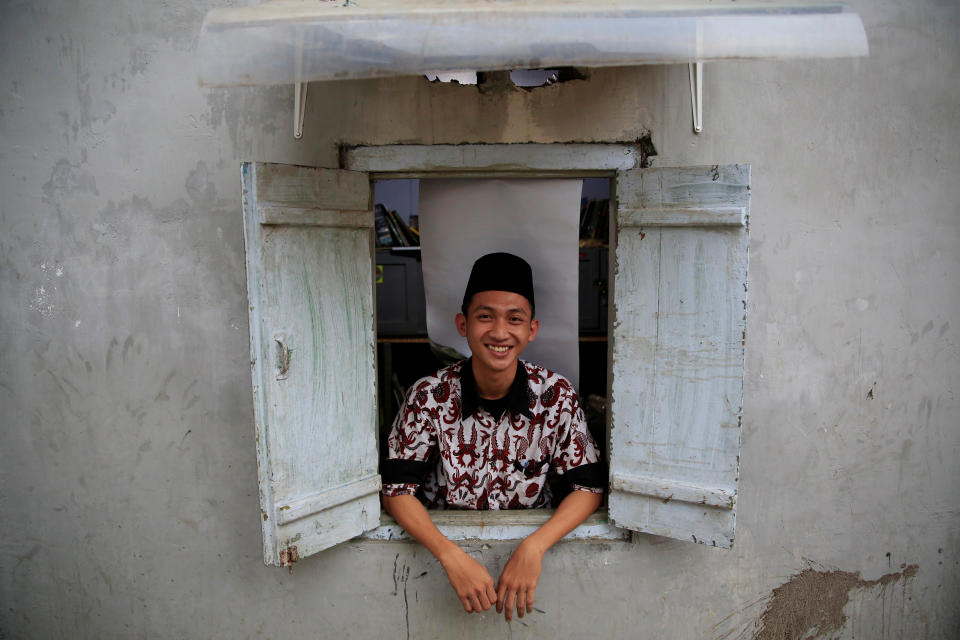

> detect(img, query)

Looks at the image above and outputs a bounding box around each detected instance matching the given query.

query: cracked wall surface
[1,0,958,638]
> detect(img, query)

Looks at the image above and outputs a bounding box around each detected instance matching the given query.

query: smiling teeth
[488,345,510,353]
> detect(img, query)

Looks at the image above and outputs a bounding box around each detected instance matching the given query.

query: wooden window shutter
[242,162,380,566]
[609,165,749,548]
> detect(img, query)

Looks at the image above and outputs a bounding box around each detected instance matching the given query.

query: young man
[381,252,605,622]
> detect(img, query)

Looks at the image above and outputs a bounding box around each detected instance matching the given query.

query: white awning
[197,1,868,87]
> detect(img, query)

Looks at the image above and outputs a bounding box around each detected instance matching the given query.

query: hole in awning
[423,71,478,85]
[424,68,587,88]
[509,69,560,87]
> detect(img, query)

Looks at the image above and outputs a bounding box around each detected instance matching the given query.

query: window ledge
[363,508,627,542]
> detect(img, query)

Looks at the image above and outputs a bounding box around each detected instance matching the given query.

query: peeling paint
[30,283,55,316]
[42,158,98,204]
[751,565,919,640]
[185,160,217,207]
[29,261,66,317]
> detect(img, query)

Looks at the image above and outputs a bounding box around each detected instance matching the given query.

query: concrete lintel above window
[198,1,868,88]
[345,144,640,175]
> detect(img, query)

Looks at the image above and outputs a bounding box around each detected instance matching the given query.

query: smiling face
[456,290,539,384]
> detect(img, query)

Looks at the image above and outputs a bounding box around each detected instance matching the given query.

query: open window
[371,175,610,516]
[241,145,749,565]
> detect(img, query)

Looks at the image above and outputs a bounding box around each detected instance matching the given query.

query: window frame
[347,144,639,543]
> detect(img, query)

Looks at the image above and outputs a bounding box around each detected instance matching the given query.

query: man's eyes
[472,313,526,323]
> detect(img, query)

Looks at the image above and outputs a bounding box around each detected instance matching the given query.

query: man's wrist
[520,534,549,557]
[435,540,466,567]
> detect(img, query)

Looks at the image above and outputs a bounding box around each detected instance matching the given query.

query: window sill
[363,508,627,542]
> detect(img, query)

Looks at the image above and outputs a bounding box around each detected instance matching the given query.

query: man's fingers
[473,594,488,613]
[503,589,516,621]
[515,590,526,619]
[495,584,506,613]
[461,587,497,613]
[526,588,535,613]
[486,584,499,610]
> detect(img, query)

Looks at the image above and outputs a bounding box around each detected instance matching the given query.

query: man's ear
[528,318,540,342]
[455,312,467,337]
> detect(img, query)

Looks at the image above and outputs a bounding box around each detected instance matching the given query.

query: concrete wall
[1,1,957,638]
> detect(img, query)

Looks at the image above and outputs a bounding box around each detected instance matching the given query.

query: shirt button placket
[486,412,495,509]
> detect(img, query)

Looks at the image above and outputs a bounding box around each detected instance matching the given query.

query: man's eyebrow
[472,305,529,316]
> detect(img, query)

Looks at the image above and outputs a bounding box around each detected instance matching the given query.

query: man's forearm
[525,489,603,554]
[382,494,459,562]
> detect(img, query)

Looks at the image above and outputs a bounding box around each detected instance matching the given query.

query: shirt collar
[460,358,533,420]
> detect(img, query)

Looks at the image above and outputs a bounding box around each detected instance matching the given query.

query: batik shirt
[381,359,604,509]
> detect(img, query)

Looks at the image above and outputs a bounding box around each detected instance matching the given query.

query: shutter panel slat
[243,162,379,566]
[610,164,748,548]
[610,472,735,511]
[618,206,746,227]
[255,164,370,210]
[276,475,382,526]
[260,205,374,227]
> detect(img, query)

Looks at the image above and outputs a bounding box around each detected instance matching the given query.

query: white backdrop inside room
[419,178,582,389]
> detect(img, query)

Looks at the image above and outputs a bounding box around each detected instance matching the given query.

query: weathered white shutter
[609,165,749,548]
[242,162,380,566]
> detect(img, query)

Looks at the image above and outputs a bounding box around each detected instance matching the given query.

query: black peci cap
[461,252,535,316]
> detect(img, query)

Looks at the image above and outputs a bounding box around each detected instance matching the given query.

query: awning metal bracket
[293,26,306,139]
[688,62,703,134]
[294,82,307,139]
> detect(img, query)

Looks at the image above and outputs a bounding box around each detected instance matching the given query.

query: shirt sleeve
[551,387,606,495]
[381,379,438,497]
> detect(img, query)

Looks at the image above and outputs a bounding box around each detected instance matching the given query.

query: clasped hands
[439,538,544,622]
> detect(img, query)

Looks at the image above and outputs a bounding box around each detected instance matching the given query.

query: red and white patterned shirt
[381,359,604,509]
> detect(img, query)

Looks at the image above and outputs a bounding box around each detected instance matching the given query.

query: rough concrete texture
[1,0,958,638]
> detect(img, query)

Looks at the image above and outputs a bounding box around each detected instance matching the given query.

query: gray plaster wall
[1,1,957,638]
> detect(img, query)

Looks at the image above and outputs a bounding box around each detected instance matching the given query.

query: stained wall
[1,1,958,638]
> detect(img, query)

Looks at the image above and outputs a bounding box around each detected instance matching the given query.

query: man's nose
[490,317,509,339]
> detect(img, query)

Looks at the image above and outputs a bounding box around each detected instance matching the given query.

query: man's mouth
[486,344,511,354]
